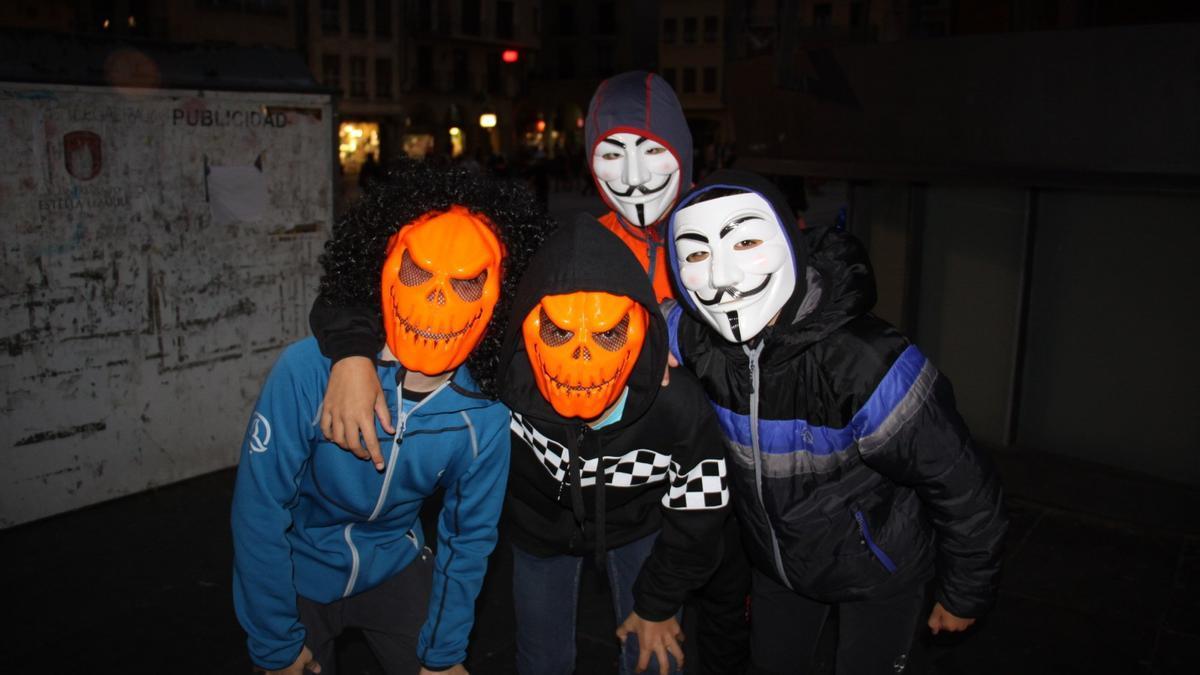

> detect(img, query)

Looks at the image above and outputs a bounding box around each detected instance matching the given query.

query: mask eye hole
[399,250,434,287]
[645,146,667,155]
[593,314,630,352]
[450,270,487,301]
[684,250,709,263]
[538,308,574,347]
[733,239,763,251]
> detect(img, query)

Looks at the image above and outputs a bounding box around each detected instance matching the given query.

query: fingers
[667,353,679,368]
[636,644,651,674]
[375,392,395,434]
[362,410,386,471]
[320,408,334,443]
[661,363,671,387]
[615,625,630,643]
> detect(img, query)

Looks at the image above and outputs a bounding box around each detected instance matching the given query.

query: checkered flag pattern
[662,459,730,510]
[511,414,671,488]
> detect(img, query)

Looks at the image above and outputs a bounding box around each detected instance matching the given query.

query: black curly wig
[317,158,550,399]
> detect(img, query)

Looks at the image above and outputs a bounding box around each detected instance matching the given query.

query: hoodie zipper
[744,342,794,590]
[342,374,453,597]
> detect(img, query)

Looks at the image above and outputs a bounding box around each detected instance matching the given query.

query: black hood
[498,214,669,428]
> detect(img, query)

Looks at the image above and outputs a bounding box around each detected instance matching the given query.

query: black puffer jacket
[498,215,730,621]
[664,170,1008,617]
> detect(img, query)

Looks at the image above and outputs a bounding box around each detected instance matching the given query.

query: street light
[479,113,497,128]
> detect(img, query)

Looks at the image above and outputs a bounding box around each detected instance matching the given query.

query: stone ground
[5,447,1196,674]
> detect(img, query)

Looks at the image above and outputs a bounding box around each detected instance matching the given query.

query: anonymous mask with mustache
[673,191,796,343]
[522,291,648,420]
[591,131,682,228]
[381,206,504,375]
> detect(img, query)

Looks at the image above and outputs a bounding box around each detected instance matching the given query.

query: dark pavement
[4,446,1198,674]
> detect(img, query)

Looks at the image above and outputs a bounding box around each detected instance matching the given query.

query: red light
[536,120,546,132]
[502,49,519,63]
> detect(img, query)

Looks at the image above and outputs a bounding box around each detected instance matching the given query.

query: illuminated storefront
[338,121,380,172]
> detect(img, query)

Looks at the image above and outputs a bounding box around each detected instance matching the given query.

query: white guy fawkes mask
[591,132,682,228]
[673,191,796,343]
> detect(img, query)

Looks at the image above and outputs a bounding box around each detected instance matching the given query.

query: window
[320,0,340,34]
[348,0,366,34]
[322,54,340,89]
[683,17,696,44]
[350,56,367,97]
[487,52,501,93]
[416,1,433,32]
[557,43,575,78]
[702,66,716,93]
[461,0,481,35]
[595,43,613,78]
[558,2,576,35]
[497,1,514,39]
[662,17,676,43]
[703,15,718,43]
[662,67,677,90]
[452,48,468,91]
[376,0,392,38]
[416,45,433,88]
[813,3,832,27]
[850,0,868,27]
[596,1,616,34]
[682,67,695,94]
[375,58,392,98]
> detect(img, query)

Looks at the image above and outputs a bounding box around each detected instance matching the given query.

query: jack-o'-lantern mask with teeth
[521,291,648,420]
[381,206,504,375]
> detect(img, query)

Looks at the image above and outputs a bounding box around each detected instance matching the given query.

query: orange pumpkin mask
[522,291,648,420]
[381,206,504,375]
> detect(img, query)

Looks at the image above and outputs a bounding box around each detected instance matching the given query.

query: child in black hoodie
[496,216,730,675]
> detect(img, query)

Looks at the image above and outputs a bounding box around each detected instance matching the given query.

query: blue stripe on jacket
[712,345,927,455]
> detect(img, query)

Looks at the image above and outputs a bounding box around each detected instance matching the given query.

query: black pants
[749,568,926,675]
[297,548,434,675]
[686,513,752,675]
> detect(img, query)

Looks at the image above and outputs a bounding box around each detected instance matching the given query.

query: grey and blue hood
[585,70,693,224]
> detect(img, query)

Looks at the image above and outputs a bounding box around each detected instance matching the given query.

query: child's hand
[927,601,975,634]
[257,645,320,674]
[320,356,393,470]
[616,611,684,674]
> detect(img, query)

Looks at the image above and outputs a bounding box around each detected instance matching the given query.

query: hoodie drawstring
[565,428,610,576]
[566,431,587,534]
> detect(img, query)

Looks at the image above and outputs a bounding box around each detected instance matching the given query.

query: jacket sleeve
[632,381,731,621]
[417,407,512,670]
[231,345,321,670]
[309,293,384,363]
[853,345,1008,618]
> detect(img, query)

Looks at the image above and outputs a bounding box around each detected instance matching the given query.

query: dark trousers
[511,532,682,675]
[297,547,434,675]
[749,568,926,675]
[686,514,752,675]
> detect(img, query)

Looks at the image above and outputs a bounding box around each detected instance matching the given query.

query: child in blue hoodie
[231,160,545,674]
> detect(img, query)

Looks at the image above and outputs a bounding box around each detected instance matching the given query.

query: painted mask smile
[695,274,773,306]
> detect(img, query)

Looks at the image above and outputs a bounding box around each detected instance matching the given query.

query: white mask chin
[592,132,681,228]
[673,192,796,343]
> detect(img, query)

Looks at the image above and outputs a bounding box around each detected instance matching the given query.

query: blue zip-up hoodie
[231,337,510,670]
